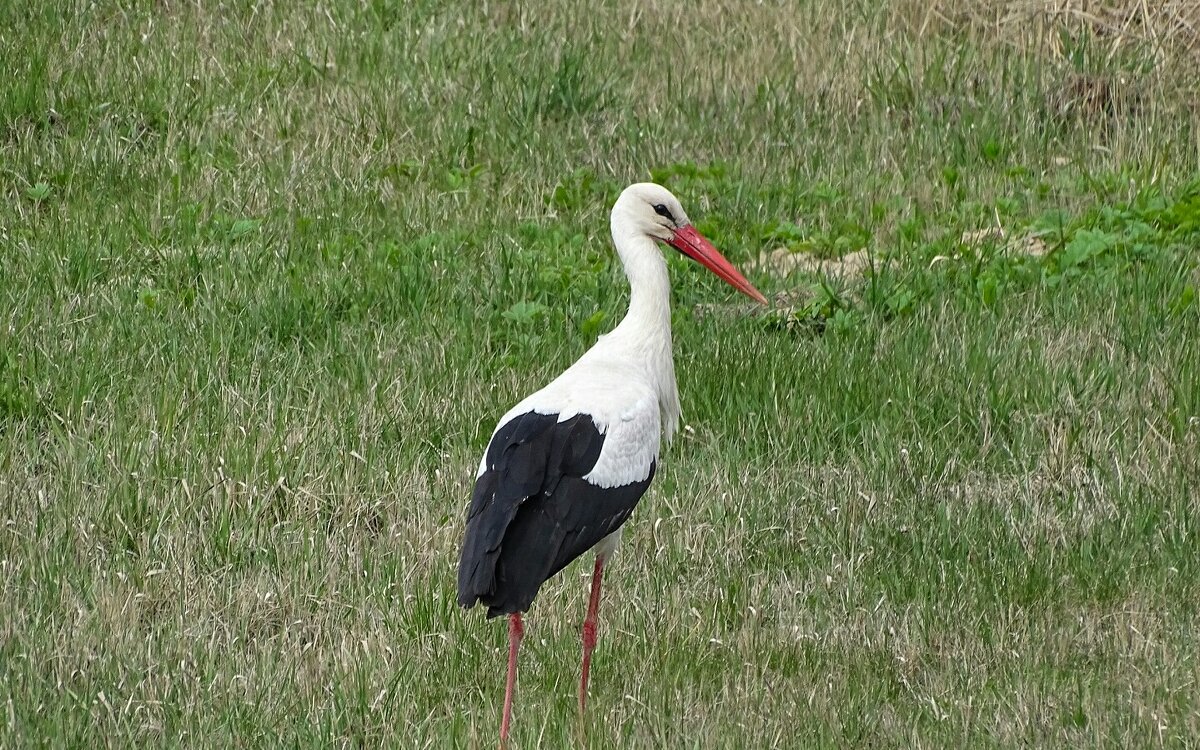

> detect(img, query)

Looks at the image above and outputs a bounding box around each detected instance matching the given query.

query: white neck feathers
[606,216,681,441]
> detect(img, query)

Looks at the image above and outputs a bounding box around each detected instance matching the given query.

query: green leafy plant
[24,181,52,202]
[501,300,548,325]
[446,164,485,190]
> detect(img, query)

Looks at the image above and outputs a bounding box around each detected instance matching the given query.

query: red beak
[666,225,769,305]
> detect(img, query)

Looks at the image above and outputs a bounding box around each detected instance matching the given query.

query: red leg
[500,612,523,748]
[579,555,606,715]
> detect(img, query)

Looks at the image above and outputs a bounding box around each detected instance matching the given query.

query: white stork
[457,182,767,745]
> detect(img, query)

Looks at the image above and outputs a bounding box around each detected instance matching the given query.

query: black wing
[456,411,655,618]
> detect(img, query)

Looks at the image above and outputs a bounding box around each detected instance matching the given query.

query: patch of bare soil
[960,227,1050,257]
[751,248,881,279]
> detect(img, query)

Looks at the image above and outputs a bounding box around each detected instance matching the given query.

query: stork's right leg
[500,612,523,748]
[578,554,606,715]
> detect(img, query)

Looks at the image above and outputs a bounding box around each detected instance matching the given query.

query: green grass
[2,1,1199,747]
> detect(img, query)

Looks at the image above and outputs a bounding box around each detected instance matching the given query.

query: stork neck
[607,224,681,442]
[612,233,672,338]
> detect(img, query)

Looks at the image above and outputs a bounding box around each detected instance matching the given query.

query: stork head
[612,183,768,305]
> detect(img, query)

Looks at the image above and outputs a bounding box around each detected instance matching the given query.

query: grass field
[2,1,1199,747]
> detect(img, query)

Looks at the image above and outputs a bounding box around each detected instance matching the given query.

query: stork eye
[652,203,675,222]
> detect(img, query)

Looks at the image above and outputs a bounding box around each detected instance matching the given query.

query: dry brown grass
[913,1,1199,57]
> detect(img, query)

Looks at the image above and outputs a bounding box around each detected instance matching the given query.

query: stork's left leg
[579,554,606,715]
[500,612,523,748]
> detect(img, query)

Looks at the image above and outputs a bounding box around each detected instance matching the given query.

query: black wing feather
[456,411,655,618]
